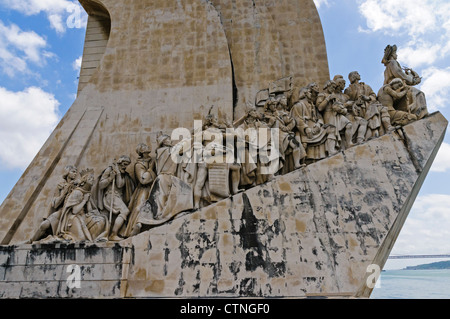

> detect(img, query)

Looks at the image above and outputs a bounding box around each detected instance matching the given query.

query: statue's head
[307,82,319,94]
[333,75,345,91]
[348,71,361,83]
[79,168,95,187]
[63,165,78,180]
[389,78,404,90]
[136,143,151,157]
[157,131,171,147]
[323,80,337,93]
[382,44,398,65]
[298,87,312,101]
[117,155,131,172]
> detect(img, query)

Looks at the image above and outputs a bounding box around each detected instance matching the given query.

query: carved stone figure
[343,73,371,143]
[55,168,108,242]
[131,132,193,234]
[29,165,79,243]
[122,143,157,237]
[236,109,264,187]
[204,113,241,202]
[51,165,79,212]
[332,75,352,104]
[345,71,394,141]
[234,108,277,187]
[97,156,135,241]
[266,94,289,112]
[306,82,320,105]
[291,86,336,163]
[195,116,223,207]
[378,78,418,126]
[382,44,429,120]
[264,99,305,173]
[316,80,353,150]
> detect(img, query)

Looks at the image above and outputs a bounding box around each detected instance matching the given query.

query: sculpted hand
[312,125,321,135]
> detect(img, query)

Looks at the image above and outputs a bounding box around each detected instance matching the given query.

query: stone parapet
[0,243,132,298]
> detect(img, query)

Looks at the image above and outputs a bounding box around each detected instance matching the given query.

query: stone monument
[0,0,447,299]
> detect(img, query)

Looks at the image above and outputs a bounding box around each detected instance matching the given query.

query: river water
[370,269,450,299]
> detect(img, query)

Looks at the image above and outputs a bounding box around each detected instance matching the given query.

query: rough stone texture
[119,112,447,298]
[211,0,330,118]
[1,0,443,299]
[0,243,132,298]
[0,0,234,244]
[262,0,330,106]
[77,14,111,95]
[0,113,444,298]
[0,0,328,244]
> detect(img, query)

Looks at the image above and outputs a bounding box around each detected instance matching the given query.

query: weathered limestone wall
[121,112,447,298]
[0,112,446,298]
[0,0,329,245]
[0,243,132,298]
[211,0,330,118]
[210,0,284,118]
[77,14,111,95]
[0,0,234,244]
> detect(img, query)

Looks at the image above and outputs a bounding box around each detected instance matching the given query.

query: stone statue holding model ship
[0,0,446,300]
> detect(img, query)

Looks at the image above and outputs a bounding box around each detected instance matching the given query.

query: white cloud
[358,1,450,65]
[48,13,65,34]
[392,194,450,255]
[1,0,72,15]
[358,0,439,37]
[397,42,442,69]
[358,0,450,113]
[0,22,46,63]
[72,56,82,71]
[430,142,450,173]
[0,86,60,169]
[0,0,87,33]
[314,0,330,9]
[0,20,53,76]
[420,67,450,111]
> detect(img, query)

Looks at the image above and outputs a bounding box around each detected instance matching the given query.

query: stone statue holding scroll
[382,44,429,121]
[291,86,336,163]
[316,80,353,151]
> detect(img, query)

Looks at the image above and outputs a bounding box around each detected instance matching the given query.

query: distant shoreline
[403,260,450,270]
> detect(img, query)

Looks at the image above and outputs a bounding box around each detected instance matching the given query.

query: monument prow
[0,112,446,298]
[0,0,447,299]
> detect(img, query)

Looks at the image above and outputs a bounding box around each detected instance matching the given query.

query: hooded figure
[55,169,97,242]
[121,143,156,238]
[129,132,194,236]
[96,155,135,241]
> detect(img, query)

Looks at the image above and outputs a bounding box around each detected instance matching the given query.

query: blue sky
[0,0,449,264]
[316,0,450,263]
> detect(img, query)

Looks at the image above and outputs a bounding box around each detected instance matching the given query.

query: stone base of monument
[0,112,447,299]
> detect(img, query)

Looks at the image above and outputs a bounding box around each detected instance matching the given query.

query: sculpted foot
[109,234,123,241]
